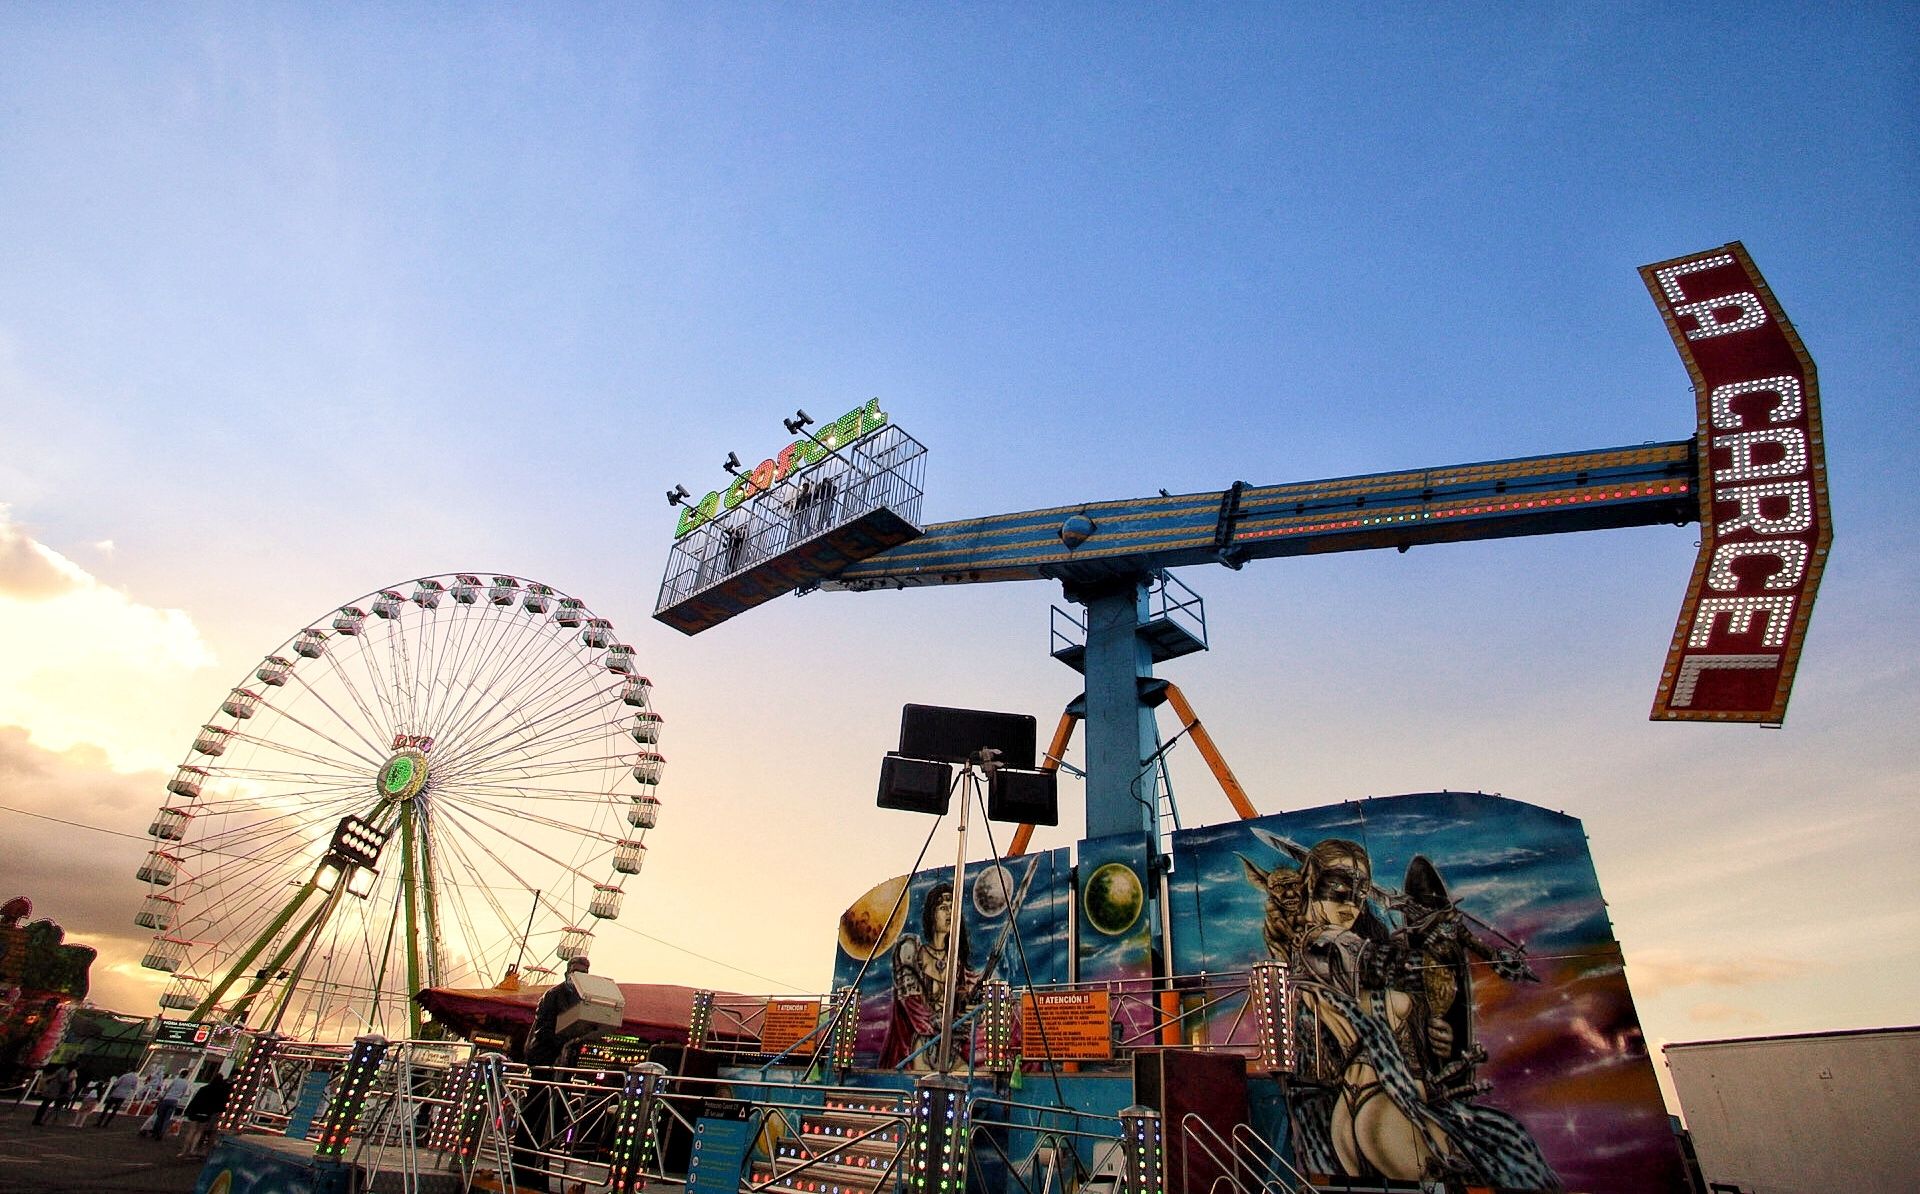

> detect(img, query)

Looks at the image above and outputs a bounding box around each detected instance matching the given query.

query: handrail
[1228,1121,1319,1193]
[1179,1112,1320,1194]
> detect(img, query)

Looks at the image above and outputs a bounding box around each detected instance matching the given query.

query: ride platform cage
[654,422,927,634]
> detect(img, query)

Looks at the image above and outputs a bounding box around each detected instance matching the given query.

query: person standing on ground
[30,1064,78,1126]
[177,1070,232,1159]
[97,1068,141,1126]
[143,1068,192,1139]
[68,1078,102,1126]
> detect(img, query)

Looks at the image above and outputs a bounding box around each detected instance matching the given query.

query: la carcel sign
[1642,243,1832,723]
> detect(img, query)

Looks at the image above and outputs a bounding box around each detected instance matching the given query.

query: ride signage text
[673,399,890,539]
[1641,243,1831,723]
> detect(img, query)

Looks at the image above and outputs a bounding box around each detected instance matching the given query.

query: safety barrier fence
[187,963,1309,1193]
[656,422,929,613]
[684,969,1274,1074]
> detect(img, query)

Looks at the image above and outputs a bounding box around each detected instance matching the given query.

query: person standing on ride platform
[516,955,591,1193]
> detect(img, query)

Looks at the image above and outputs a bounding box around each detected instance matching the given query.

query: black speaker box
[877,753,954,814]
[987,767,1059,825]
[898,703,1037,769]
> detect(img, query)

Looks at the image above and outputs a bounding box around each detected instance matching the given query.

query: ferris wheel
[132,573,664,1041]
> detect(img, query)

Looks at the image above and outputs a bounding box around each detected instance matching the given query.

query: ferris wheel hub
[378,749,430,802]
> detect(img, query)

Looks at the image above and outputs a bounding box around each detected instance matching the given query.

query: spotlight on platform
[877,753,955,815]
[987,766,1058,825]
[315,814,388,899]
[877,704,1045,819]
[897,703,1037,770]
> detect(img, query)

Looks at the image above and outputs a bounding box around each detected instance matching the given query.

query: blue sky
[0,4,1913,1105]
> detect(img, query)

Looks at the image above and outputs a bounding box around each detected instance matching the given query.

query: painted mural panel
[1167,792,1684,1194]
[832,847,1071,1069]
[1075,832,1157,1049]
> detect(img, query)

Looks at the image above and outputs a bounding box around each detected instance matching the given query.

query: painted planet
[837,874,910,962]
[1083,862,1144,936]
[973,865,1013,917]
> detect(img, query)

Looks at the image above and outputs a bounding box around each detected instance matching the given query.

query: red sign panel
[1642,243,1831,723]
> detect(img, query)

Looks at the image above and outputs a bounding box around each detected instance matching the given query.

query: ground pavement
[0,1099,208,1193]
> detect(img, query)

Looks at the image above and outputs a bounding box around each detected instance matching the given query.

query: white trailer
[1665,1026,1920,1194]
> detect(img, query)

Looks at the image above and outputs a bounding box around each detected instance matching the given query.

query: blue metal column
[1074,578,1161,844]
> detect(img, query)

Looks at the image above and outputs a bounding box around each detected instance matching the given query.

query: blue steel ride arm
[822,440,1698,590]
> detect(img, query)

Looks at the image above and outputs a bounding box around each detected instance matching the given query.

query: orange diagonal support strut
[1007,709,1081,856]
[1163,681,1261,820]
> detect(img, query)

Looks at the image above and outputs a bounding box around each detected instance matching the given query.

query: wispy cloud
[0,506,215,772]
[1687,1002,1771,1026]
[1628,948,1804,996]
[0,507,83,599]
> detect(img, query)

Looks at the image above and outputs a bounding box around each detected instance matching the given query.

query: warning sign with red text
[759,999,821,1056]
[1019,989,1113,1060]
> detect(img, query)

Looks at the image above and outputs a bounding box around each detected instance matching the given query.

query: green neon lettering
[675,492,722,539]
[723,472,755,509]
[775,441,805,482]
[672,400,894,535]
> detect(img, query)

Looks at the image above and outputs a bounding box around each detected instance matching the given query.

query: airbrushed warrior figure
[1242,830,1561,1190]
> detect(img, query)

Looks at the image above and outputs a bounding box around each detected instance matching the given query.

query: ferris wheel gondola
[132,572,664,1041]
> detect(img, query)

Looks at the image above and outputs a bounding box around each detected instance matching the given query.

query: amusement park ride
[655,241,1831,849]
[124,243,1830,1194]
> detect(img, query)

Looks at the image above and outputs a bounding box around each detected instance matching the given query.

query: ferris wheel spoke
[181,796,366,855]
[196,764,369,786]
[431,711,607,791]
[432,715,617,787]
[223,725,381,776]
[430,670,610,772]
[431,828,525,980]
[433,671,620,762]
[409,597,470,738]
[179,793,361,828]
[244,698,385,769]
[430,810,582,976]
[435,801,598,909]
[179,815,348,906]
[424,603,527,745]
[279,663,394,763]
[434,607,603,755]
[426,604,563,750]
[422,597,499,741]
[181,794,352,860]
[423,781,624,802]
[379,612,421,735]
[316,639,399,746]
[439,790,622,846]
[430,632,588,766]
[438,755,624,787]
[347,622,407,739]
[184,800,363,862]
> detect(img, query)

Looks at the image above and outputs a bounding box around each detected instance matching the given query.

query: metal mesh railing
[657,424,927,613]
